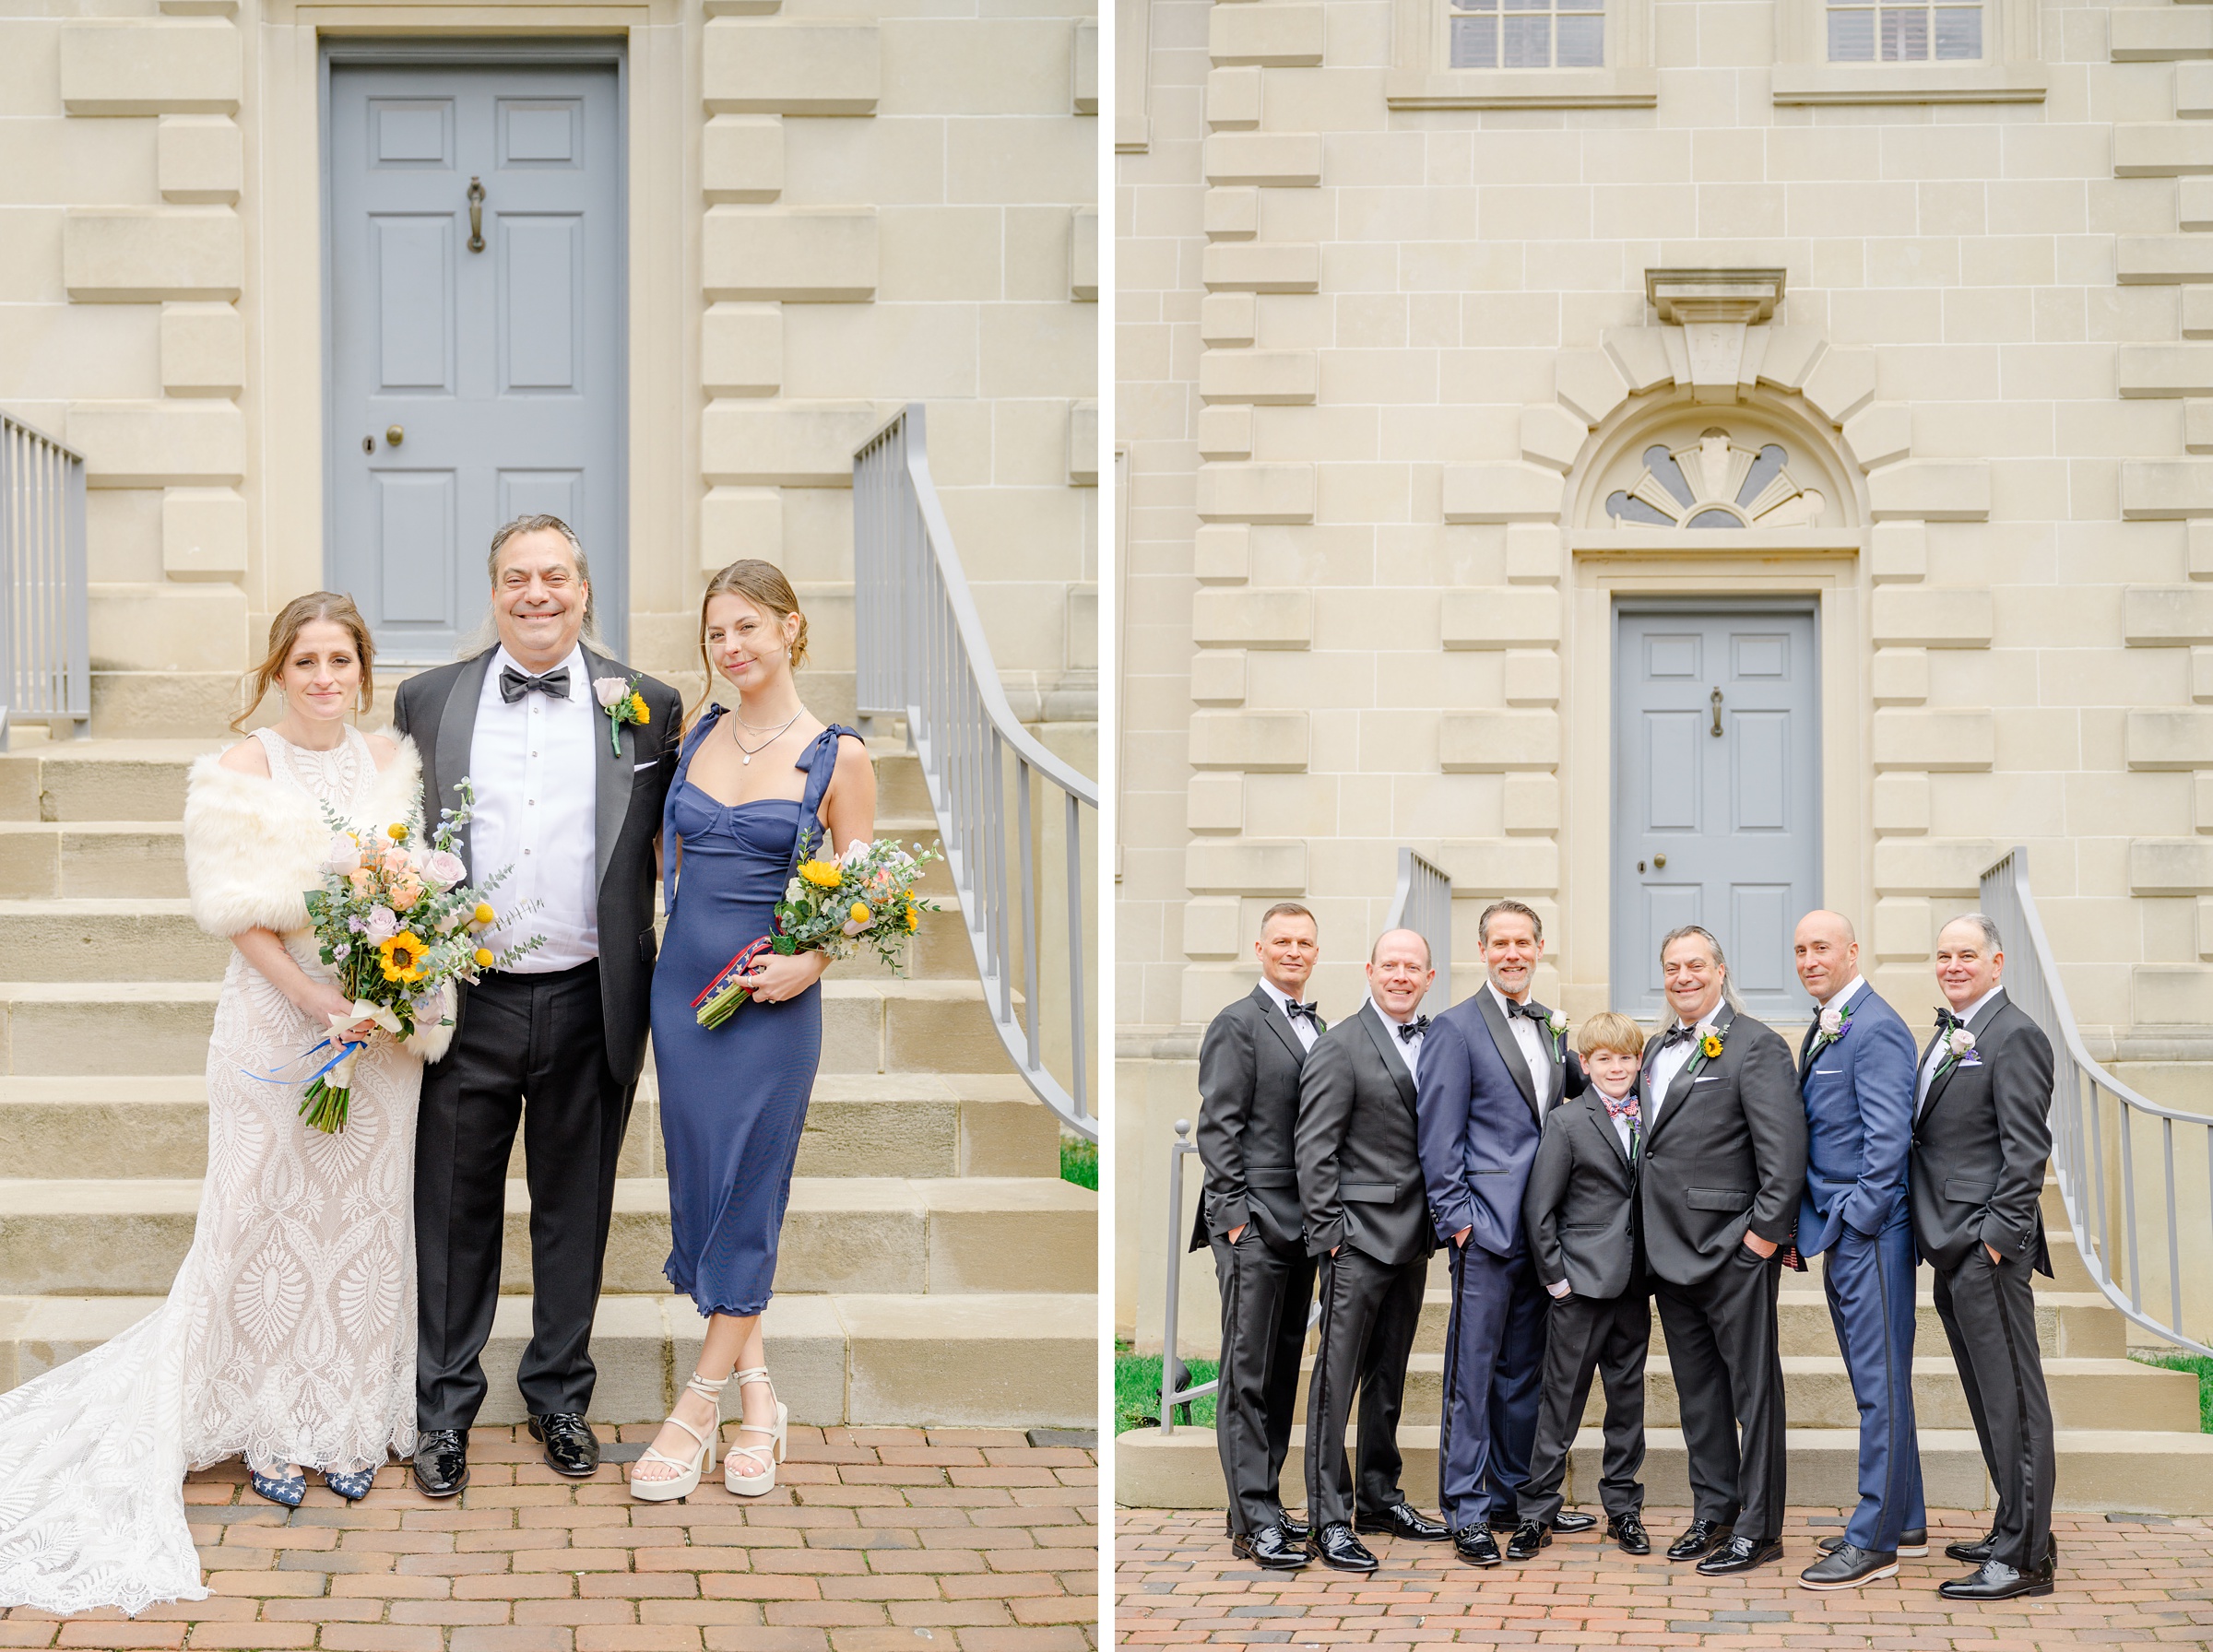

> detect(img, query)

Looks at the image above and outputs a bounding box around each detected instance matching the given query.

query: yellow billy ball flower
[472,902,495,926]
[474,948,494,969]
[387,822,408,841]
[849,902,872,926]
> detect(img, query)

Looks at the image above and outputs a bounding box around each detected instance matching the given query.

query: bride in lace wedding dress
[0,596,443,1615]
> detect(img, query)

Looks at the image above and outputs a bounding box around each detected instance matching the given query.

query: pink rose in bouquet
[421,850,468,891]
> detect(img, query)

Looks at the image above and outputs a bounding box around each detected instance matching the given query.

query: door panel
[1614,607,1820,1021]
[329,60,622,661]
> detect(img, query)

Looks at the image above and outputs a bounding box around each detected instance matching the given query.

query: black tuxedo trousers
[1653,1247,1790,1540]
[1934,1247,2053,1568]
[1209,1228,1316,1535]
[415,960,637,1430]
[1520,1288,1649,1525]
[1302,1245,1427,1527]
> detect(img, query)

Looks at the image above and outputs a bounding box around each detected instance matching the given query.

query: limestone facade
[1118,0,2213,1341]
[0,0,1098,732]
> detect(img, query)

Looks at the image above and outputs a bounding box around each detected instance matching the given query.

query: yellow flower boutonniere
[1701,1031,1724,1060]
[593,673,649,755]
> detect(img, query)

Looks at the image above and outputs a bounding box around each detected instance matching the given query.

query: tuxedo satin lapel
[1798,1019,1819,1085]
[1587,1091,1630,1171]
[1648,1002,1732,1147]
[1474,987,1540,1123]
[436,653,492,875]
[584,645,632,895]
[1253,985,1304,1065]
[1359,1002,1418,1114]
[1924,988,2006,1120]
[1529,996,1566,1106]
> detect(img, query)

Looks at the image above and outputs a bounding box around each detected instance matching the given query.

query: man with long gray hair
[395,514,682,1498]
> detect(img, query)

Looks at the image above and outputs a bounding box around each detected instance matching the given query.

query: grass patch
[1059,1135,1097,1190]
[2131,1351,2213,1432]
[1115,1345,1218,1434]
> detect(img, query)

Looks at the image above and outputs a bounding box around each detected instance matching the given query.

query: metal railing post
[1162,1121,1189,1435]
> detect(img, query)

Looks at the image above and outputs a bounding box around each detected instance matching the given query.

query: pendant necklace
[731,707,802,764]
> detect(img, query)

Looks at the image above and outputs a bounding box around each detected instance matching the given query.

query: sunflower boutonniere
[1686,1024,1725,1077]
[593,674,650,755]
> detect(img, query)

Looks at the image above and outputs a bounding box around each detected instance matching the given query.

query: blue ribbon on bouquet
[240,1036,361,1089]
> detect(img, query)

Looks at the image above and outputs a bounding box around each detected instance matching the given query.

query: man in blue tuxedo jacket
[1415,900,1587,1565]
[1791,911,1926,1591]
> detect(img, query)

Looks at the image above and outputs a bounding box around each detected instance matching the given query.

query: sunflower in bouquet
[693,830,944,1029]
[292,779,543,1132]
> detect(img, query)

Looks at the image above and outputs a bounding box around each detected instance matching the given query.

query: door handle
[1653,853,1667,869]
[1710,687,1724,738]
[467,176,486,253]
[385,425,404,447]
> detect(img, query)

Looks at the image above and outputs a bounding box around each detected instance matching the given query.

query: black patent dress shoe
[1506,1520,1552,1561]
[1450,1526,1503,1567]
[1945,1528,1999,1563]
[1822,1527,1925,1558]
[528,1412,601,1478]
[1230,1524,1312,1570]
[1666,1518,1730,1562]
[1311,1523,1379,1573]
[1937,1556,2055,1601]
[1799,1542,1898,1590]
[412,1429,469,1498]
[1278,1513,1310,1544]
[1355,1503,1449,1542]
[1607,1515,1651,1556]
[1697,1534,1785,1575]
[1551,1509,1599,1534]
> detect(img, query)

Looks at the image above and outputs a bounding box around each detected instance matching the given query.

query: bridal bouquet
[692,832,943,1030]
[287,779,544,1132]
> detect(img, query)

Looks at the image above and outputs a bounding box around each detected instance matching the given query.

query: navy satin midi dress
[651,711,859,1317]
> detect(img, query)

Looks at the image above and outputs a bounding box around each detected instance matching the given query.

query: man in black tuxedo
[1637,924,1807,1576]
[1911,914,2058,1601]
[1192,902,1324,1569]
[395,514,682,1497]
[1414,899,1589,1566]
[1294,927,1450,1572]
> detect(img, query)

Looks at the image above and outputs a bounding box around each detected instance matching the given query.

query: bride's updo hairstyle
[688,559,809,730]
[231,591,376,732]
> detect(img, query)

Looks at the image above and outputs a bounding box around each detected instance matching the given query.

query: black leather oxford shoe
[1354,1503,1448,1542]
[1697,1534,1785,1575]
[412,1428,468,1498]
[1551,1509,1599,1534]
[1666,1518,1730,1562]
[1450,1526,1502,1567]
[1821,1527,1925,1559]
[1937,1555,2055,1601]
[1278,1513,1310,1544]
[1230,1524,1311,1570]
[1606,1515,1651,1556]
[1505,1520,1551,1561]
[1798,1542,1898,1590]
[1311,1522,1379,1573]
[1945,1528,1999,1563]
[528,1412,601,1478]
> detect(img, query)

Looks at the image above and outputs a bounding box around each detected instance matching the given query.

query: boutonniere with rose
[1810,999,1854,1055]
[593,673,650,755]
[1935,1025,1980,1080]
[1545,1008,1568,1062]
[1686,1025,1725,1078]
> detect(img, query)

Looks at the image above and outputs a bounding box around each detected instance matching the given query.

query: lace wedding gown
[0,726,422,1615]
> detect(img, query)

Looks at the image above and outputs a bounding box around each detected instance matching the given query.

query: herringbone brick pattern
[1115,1506,2213,1647]
[0,1426,1097,1651]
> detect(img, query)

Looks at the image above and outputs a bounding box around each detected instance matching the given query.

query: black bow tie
[500,665,571,703]
[1658,1023,1698,1051]
[1396,1015,1430,1044]
[1509,998,1546,1022]
[1284,999,1322,1027]
[1935,1007,1965,1032]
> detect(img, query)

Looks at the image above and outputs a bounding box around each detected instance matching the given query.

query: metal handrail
[0,415,90,750]
[852,405,1099,1141]
[1155,849,1458,1429]
[1981,845,2213,1357]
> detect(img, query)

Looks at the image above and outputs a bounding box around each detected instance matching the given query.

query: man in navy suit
[1790,911,1927,1591]
[1415,899,1587,1565]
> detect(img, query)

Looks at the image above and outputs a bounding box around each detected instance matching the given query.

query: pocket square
[1693,1074,1722,1084]
[633,760,659,770]
[1814,1067,1841,1076]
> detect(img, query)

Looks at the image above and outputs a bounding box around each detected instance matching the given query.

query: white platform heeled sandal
[628,1371,728,1503]
[723,1366,788,1497]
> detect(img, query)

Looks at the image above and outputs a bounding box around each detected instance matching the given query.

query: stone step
[1112,1422,2213,1516]
[0,823,187,900]
[0,976,1012,1077]
[0,1289,1094,1429]
[1293,1352,2201,1434]
[0,1175,1096,1298]
[1409,1286,2127,1359]
[0,1070,1061,1180]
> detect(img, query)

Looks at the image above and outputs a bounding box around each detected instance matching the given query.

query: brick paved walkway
[1116,1507,2213,1647]
[0,1425,1097,1652]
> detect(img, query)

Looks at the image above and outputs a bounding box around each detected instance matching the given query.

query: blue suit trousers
[1438,1241,1548,1530]
[1822,1210,1926,1551]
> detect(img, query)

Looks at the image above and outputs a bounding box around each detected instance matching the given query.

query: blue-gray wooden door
[327,61,622,661]
[1612,606,1819,1022]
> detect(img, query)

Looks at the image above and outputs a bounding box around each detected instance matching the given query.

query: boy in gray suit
[1516,1011,1652,1560]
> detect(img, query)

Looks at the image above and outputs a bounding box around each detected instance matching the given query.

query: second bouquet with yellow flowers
[692,831,943,1030]
[292,778,544,1132]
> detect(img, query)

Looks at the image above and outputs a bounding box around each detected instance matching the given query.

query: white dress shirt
[467,643,598,971]
[1917,984,2004,1113]
[1647,1000,1725,1126]
[1487,979,1556,1111]
[1370,995,1422,1078]
[1260,976,1318,1052]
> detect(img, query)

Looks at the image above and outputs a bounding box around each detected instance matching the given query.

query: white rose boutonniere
[1546,1008,1568,1061]
[1811,999,1854,1054]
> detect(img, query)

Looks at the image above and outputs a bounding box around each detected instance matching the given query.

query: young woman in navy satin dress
[630,560,875,1502]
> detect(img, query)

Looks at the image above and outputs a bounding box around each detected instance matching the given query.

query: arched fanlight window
[1604,427,1828,530]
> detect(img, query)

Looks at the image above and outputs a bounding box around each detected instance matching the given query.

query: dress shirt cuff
[1546,1279,1571,1300]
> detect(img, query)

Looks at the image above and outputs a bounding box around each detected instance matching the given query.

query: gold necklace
[730,708,802,764]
